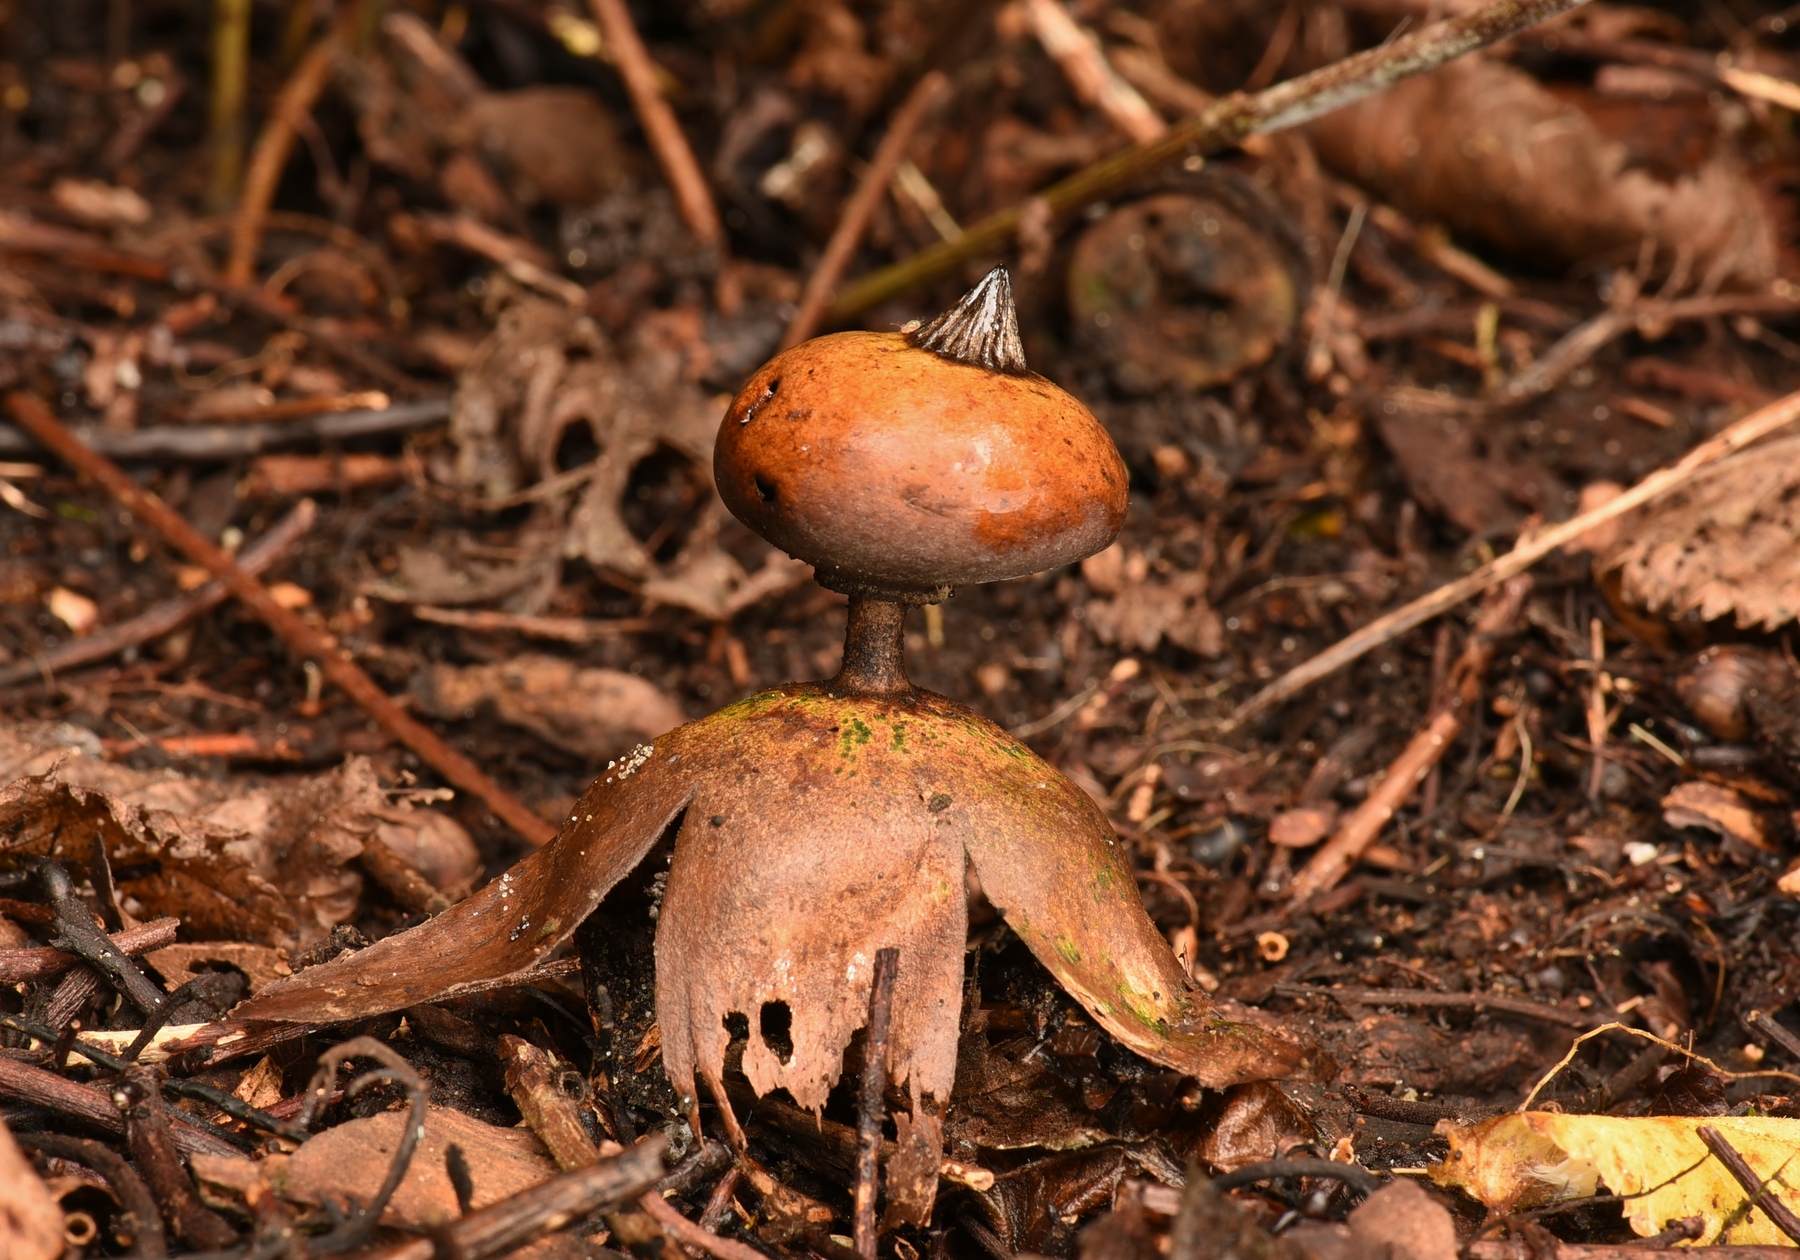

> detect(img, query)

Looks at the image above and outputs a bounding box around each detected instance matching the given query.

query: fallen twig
[782,72,950,350]
[17,1133,167,1260]
[828,0,1589,319]
[1695,1124,1800,1245]
[0,1053,241,1158]
[416,214,589,307]
[1468,1243,1800,1259]
[4,391,556,846]
[39,861,167,1014]
[1498,292,1800,404]
[1233,384,1800,723]
[0,916,179,984]
[412,605,653,642]
[0,396,449,461]
[120,1064,240,1249]
[1025,0,1165,144]
[300,1037,429,1253]
[0,501,315,689]
[502,1034,602,1170]
[585,0,724,264]
[225,2,360,285]
[1286,577,1530,902]
[639,1182,767,1260]
[855,947,899,1260]
[367,1136,670,1260]
[1274,983,1601,1031]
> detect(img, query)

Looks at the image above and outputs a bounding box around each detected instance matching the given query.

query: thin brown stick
[120,1065,238,1249]
[1274,984,1600,1030]
[0,502,315,688]
[4,391,556,847]
[1695,1124,1800,1245]
[224,5,354,286]
[1024,0,1165,144]
[502,1035,602,1170]
[17,1134,167,1260]
[0,397,449,463]
[828,0,1589,319]
[1287,577,1529,902]
[412,606,653,643]
[0,917,180,985]
[585,0,722,256]
[782,72,950,350]
[855,947,899,1260]
[1233,384,1800,724]
[0,1055,240,1159]
[1497,292,1800,403]
[638,1183,766,1260]
[176,390,391,424]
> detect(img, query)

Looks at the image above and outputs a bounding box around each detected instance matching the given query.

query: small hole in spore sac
[760,1000,794,1064]
[753,473,778,503]
[723,1011,749,1041]
[741,376,780,424]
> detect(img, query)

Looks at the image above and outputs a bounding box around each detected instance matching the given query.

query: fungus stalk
[833,598,910,696]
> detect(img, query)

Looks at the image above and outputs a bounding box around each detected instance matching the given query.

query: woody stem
[833,598,910,696]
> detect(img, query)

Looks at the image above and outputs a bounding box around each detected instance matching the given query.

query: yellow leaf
[1430,1112,1800,1245]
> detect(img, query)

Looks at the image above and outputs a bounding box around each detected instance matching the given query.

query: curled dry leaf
[0,723,466,947]
[448,298,806,617]
[453,88,638,210]
[1310,57,1776,289]
[1431,1111,1800,1245]
[347,13,635,217]
[144,942,293,993]
[1660,781,1773,852]
[411,653,684,763]
[1081,543,1223,658]
[1373,400,1561,537]
[1197,1080,1322,1171]
[1598,436,1800,631]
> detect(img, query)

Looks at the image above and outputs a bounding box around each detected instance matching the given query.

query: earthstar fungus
[235,269,1324,1220]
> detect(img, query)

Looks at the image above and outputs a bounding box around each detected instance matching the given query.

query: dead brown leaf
[1310,56,1775,290]
[1082,543,1222,657]
[445,297,807,617]
[0,1115,64,1260]
[245,1105,555,1228]
[0,723,469,947]
[1198,1081,1320,1172]
[411,654,684,762]
[1660,781,1773,851]
[1599,436,1800,630]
